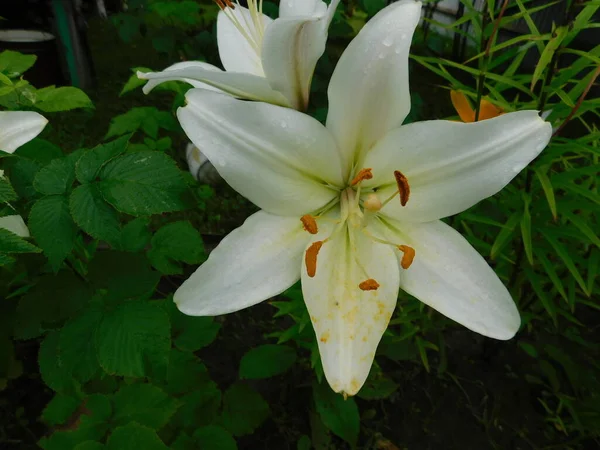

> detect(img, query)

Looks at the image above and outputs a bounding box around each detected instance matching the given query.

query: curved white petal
[375,218,520,340]
[262,0,340,110]
[279,0,328,18]
[326,0,421,172]
[138,66,289,106]
[140,61,224,94]
[217,7,272,76]
[364,111,552,222]
[301,225,400,396]
[175,211,309,316]
[177,89,343,216]
[0,111,48,154]
[0,215,30,237]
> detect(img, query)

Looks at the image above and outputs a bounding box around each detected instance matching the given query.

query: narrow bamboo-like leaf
[531,26,568,90]
[534,167,558,220]
[416,337,430,373]
[524,267,557,326]
[520,197,534,265]
[587,249,598,295]
[563,211,600,249]
[541,230,589,296]
[536,252,568,303]
[514,0,544,53]
[562,4,600,47]
[490,212,521,260]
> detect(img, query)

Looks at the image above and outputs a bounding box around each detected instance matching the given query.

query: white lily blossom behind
[172,0,552,396]
[138,0,341,110]
[0,111,48,237]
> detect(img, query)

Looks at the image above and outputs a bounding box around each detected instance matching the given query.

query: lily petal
[376,218,520,340]
[177,89,343,216]
[0,215,30,237]
[138,66,289,106]
[279,0,328,18]
[175,211,309,316]
[326,0,421,171]
[301,226,400,396]
[140,61,225,94]
[365,111,552,222]
[217,6,272,76]
[0,111,48,154]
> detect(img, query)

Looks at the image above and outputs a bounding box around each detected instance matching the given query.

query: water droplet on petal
[382,35,394,47]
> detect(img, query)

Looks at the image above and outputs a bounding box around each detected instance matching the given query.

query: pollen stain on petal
[320,331,330,343]
[349,378,361,394]
[305,241,324,277]
[350,168,373,186]
[394,171,410,206]
[301,215,318,234]
[359,279,380,291]
[398,245,416,269]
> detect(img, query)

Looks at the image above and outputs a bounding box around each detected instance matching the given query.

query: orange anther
[350,168,373,186]
[305,241,324,278]
[394,171,410,206]
[214,0,235,10]
[359,279,380,291]
[301,215,318,234]
[398,245,415,269]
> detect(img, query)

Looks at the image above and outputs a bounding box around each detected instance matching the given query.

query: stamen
[350,168,373,186]
[301,215,318,234]
[398,245,416,269]
[305,241,324,277]
[394,171,410,206]
[214,0,235,10]
[359,279,380,291]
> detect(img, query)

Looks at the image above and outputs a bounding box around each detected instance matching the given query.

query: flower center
[301,168,416,290]
[214,0,266,56]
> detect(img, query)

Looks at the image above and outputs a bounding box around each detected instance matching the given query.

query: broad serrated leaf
[193,426,237,450]
[29,195,77,271]
[119,217,150,252]
[87,250,159,299]
[13,138,62,163]
[161,348,211,395]
[36,86,94,112]
[33,157,76,195]
[105,107,178,139]
[112,383,180,429]
[357,370,398,400]
[99,151,189,216]
[74,442,105,450]
[220,383,270,437]
[42,394,79,426]
[38,331,78,393]
[120,67,151,96]
[0,227,40,254]
[313,381,359,448]
[59,308,103,383]
[70,184,121,245]
[239,345,297,380]
[75,135,131,183]
[172,384,222,430]
[106,423,168,450]
[0,178,17,202]
[0,50,36,77]
[95,300,170,378]
[148,221,205,274]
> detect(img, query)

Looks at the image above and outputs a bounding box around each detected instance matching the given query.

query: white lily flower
[0,110,48,237]
[173,0,552,396]
[138,0,340,110]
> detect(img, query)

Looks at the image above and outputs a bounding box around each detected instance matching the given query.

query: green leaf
[220,383,270,437]
[119,217,150,252]
[74,442,105,450]
[98,151,189,216]
[88,251,159,300]
[239,344,297,380]
[112,383,180,429]
[357,370,398,400]
[0,178,17,203]
[531,26,568,90]
[38,331,78,393]
[148,221,205,274]
[536,252,568,303]
[541,231,589,296]
[313,381,359,448]
[13,138,63,163]
[171,303,221,352]
[33,157,76,195]
[75,135,131,184]
[120,67,152,96]
[490,211,521,260]
[0,227,40,254]
[106,423,168,450]
[162,349,211,396]
[193,426,237,450]
[172,383,221,429]
[70,184,121,245]
[95,300,170,378]
[59,308,103,383]
[525,267,557,326]
[0,50,36,77]
[36,86,94,112]
[520,201,534,265]
[534,167,557,219]
[4,157,41,199]
[105,107,178,139]
[563,211,600,249]
[42,394,79,426]
[29,195,77,271]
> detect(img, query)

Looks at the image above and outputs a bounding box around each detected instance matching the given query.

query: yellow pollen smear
[364,193,382,212]
[300,215,318,234]
[394,171,410,206]
[350,168,373,186]
[398,245,416,269]
[359,279,380,291]
[305,241,324,277]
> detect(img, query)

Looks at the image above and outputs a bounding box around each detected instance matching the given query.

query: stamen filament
[350,168,373,186]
